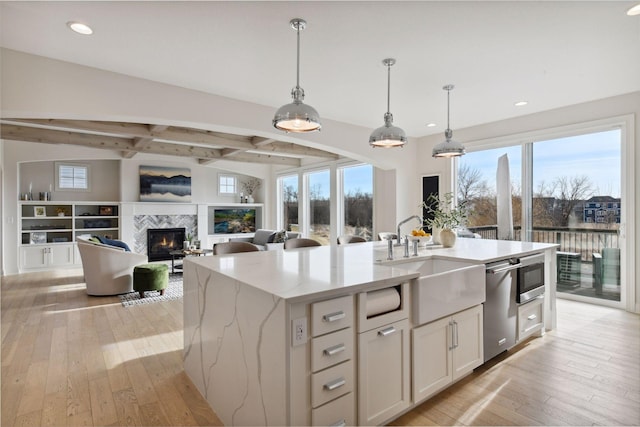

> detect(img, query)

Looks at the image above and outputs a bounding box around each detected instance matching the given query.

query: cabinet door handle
[378,326,396,337]
[323,377,346,391]
[330,419,346,427]
[527,314,537,321]
[323,344,346,356]
[449,321,455,350]
[323,311,346,323]
[453,320,459,349]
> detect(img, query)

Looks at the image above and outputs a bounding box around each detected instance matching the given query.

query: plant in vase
[241,177,261,204]
[55,207,67,217]
[422,192,468,247]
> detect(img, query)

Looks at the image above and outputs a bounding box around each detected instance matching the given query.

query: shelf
[19,201,120,248]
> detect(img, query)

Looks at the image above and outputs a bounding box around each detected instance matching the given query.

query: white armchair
[76,236,148,296]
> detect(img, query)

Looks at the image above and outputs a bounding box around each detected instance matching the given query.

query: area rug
[119,274,183,307]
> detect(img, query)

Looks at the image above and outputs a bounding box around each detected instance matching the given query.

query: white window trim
[55,162,90,192]
[217,173,238,195]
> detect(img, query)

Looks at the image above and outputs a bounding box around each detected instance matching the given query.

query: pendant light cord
[296,26,301,89]
[386,63,391,114]
[446,88,450,130]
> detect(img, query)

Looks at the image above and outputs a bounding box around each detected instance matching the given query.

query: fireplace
[147,228,186,261]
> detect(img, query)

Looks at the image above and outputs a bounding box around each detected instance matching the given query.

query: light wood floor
[2,270,639,426]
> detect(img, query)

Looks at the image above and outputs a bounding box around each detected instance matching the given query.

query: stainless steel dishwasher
[484,258,520,362]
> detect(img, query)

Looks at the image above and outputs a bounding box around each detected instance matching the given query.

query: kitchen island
[183,239,557,426]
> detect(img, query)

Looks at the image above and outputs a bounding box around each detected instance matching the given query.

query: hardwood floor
[2,270,639,426]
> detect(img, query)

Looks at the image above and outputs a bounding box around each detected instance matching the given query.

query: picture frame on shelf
[33,206,46,217]
[30,232,46,244]
[99,205,114,216]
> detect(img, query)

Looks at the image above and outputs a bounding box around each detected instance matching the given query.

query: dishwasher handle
[487,263,522,274]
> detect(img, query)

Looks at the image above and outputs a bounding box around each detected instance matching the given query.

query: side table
[169,249,213,274]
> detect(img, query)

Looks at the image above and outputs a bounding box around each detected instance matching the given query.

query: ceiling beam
[1,124,301,165]
[5,119,255,150]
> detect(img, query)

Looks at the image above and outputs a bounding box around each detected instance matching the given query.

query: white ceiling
[1,1,639,138]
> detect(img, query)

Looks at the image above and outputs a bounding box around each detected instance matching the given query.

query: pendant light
[273,18,321,133]
[369,58,407,148]
[432,84,465,158]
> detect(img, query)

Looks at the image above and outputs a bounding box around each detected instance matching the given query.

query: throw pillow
[96,235,131,252]
[272,230,287,243]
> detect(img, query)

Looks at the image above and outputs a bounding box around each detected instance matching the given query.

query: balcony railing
[468,225,619,262]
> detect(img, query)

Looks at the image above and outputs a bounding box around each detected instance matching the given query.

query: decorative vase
[183,240,190,250]
[248,195,254,204]
[440,228,457,248]
[432,227,442,244]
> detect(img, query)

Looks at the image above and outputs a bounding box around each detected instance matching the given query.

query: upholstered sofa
[76,236,148,296]
[228,229,301,250]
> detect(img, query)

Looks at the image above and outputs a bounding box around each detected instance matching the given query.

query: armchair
[76,236,148,296]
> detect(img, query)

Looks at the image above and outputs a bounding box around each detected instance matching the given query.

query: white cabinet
[309,295,356,426]
[358,318,410,426]
[18,201,120,272]
[517,296,544,341]
[20,244,75,270]
[412,304,483,403]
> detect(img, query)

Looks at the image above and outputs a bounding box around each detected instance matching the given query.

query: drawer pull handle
[527,314,537,320]
[323,377,346,391]
[323,311,346,323]
[378,326,396,337]
[330,419,347,427]
[323,344,346,356]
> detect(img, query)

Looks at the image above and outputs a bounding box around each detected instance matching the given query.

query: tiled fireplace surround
[120,203,201,255]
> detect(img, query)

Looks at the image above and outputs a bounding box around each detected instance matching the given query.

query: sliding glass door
[532,130,621,303]
[458,125,625,307]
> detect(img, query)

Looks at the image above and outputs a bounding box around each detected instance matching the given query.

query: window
[306,169,330,244]
[458,125,624,306]
[218,174,237,194]
[457,145,521,240]
[278,174,299,232]
[340,164,373,240]
[278,163,374,245]
[56,162,89,190]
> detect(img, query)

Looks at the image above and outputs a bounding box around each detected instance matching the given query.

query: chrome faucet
[396,215,423,245]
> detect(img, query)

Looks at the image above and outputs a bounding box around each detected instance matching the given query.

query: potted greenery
[422,192,468,247]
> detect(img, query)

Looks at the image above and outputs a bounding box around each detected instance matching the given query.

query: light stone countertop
[185,239,557,303]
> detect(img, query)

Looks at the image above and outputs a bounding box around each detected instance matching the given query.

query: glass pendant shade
[273,19,321,133]
[432,84,465,158]
[370,58,406,148]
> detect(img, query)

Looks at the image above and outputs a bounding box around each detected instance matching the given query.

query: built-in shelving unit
[18,201,120,271]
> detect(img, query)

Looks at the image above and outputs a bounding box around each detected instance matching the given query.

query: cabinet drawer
[518,296,544,340]
[311,360,354,408]
[311,327,353,373]
[311,295,353,337]
[311,392,355,426]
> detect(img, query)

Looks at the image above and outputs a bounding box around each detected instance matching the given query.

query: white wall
[417,92,640,313]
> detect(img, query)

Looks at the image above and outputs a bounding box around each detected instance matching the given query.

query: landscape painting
[139,165,191,202]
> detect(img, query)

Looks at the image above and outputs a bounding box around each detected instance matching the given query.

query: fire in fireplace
[147,228,186,261]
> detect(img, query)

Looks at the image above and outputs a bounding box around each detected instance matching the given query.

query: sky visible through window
[460,129,621,198]
[287,165,373,199]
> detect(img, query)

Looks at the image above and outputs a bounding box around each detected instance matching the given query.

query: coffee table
[169,249,213,274]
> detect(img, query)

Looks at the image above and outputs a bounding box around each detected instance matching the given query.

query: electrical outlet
[292,317,307,346]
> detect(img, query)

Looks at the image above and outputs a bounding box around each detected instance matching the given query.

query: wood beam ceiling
[0,119,342,166]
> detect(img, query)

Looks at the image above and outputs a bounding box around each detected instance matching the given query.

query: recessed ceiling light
[514,101,528,107]
[67,21,93,35]
[426,123,437,127]
[627,4,640,15]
